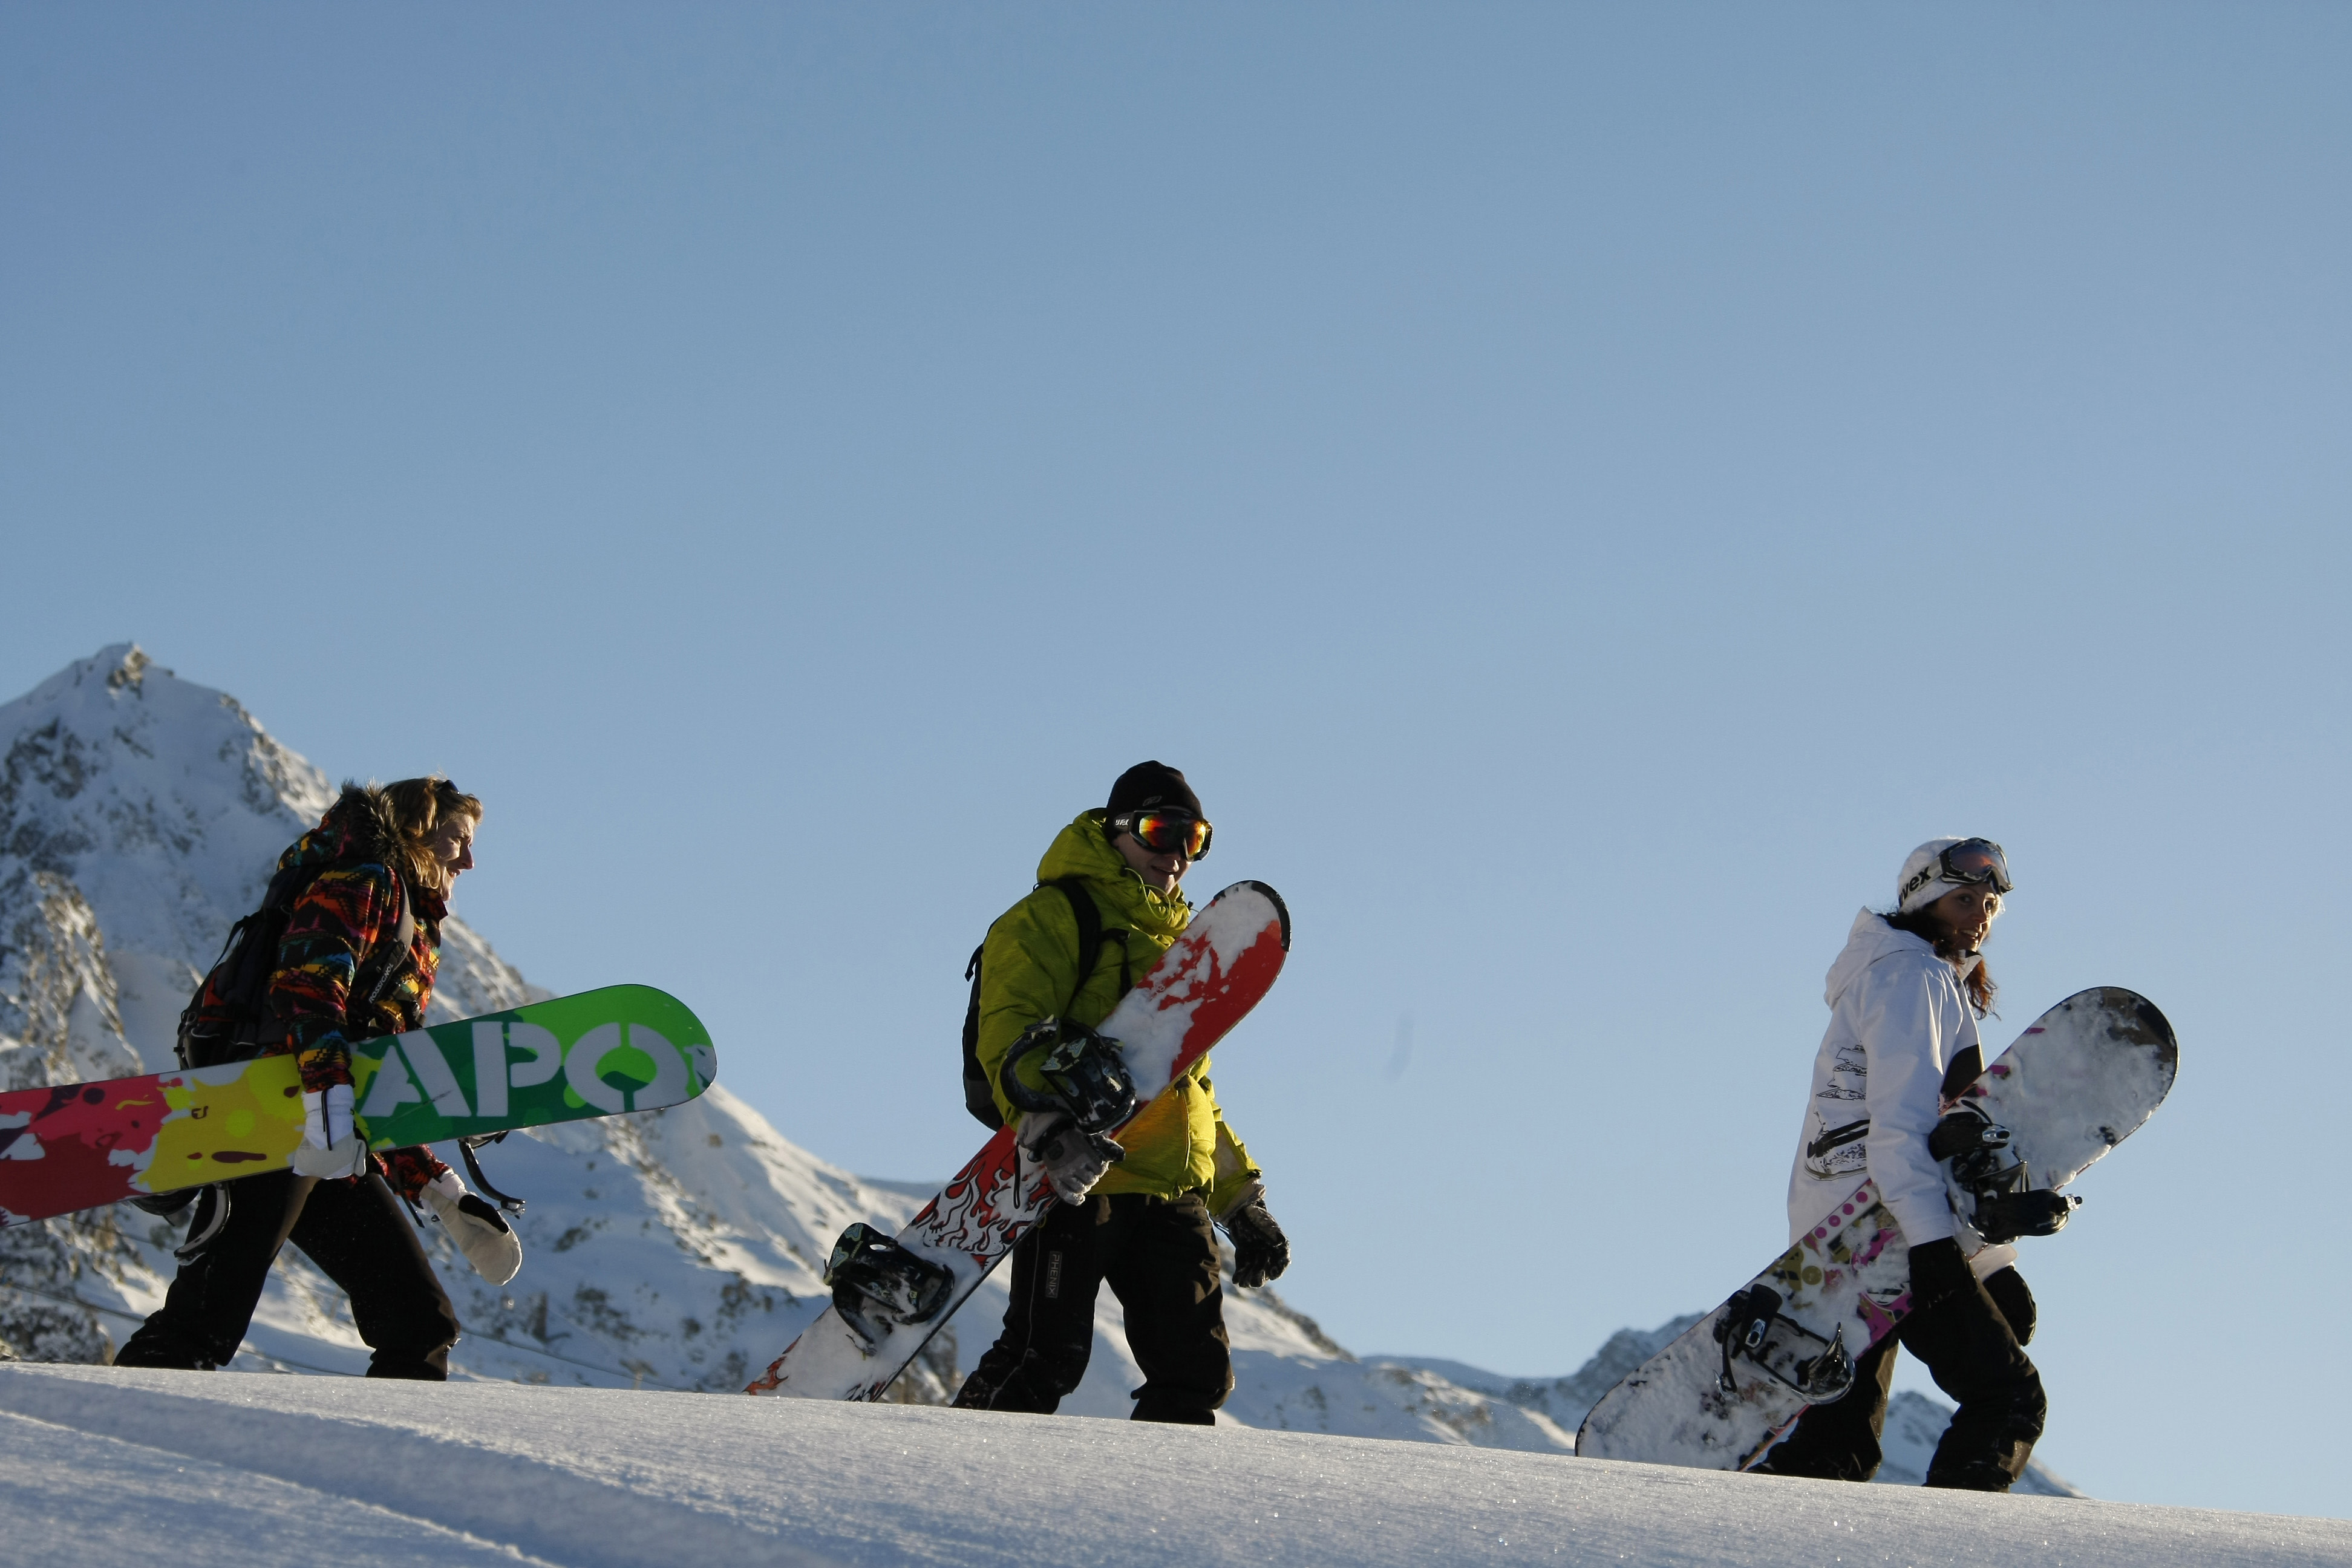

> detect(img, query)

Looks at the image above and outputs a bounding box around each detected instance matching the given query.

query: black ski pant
[114,1169,459,1379]
[952,1191,1232,1425]
[1758,1264,2044,1490]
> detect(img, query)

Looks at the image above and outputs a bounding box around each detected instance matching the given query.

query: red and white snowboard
[1575,987,2177,1469]
[745,879,1289,1401]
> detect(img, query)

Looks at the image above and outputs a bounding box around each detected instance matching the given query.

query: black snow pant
[952,1191,1233,1425]
[114,1169,459,1379]
[1759,1265,2045,1491]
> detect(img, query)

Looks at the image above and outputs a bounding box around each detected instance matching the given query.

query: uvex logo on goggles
[1109,809,1212,859]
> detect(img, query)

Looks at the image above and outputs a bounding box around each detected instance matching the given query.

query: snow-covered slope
[1382,1319,2080,1497]
[8,1365,2347,1568]
[0,645,2072,1491]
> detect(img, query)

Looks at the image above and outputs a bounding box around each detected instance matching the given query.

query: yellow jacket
[975,811,1259,1212]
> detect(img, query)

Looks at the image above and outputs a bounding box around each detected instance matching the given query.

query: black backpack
[175,861,416,1071]
[961,877,1127,1128]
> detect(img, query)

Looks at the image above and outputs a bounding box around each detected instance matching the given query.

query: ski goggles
[1108,809,1212,859]
[1933,838,2013,896]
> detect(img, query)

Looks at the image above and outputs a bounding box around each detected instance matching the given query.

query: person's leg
[1752,1331,1900,1480]
[1101,1194,1232,1425]
[287,1173,460,1380]
[114,1174,315,1371]
[1979,1266,2036,1345]
[1898,1276,2045,1491]
[952,1198,1106,1414]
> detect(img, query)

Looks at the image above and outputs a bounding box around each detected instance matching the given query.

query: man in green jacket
[952,762,1290,1425]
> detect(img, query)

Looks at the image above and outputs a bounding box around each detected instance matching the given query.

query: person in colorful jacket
[116,778,518,1376]
[952,762,1289,1425]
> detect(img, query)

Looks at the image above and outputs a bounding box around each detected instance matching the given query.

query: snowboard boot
[1923,1444,2030,1492]
[1130,1388,1218,1425]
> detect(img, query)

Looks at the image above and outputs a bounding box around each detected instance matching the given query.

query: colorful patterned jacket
[208,784,453,1200]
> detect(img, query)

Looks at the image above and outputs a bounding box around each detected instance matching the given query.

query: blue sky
[5,4,2347,1517]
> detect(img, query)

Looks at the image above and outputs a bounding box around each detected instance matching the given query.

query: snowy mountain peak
[1,644,339,1063]
[0,646,534,1067]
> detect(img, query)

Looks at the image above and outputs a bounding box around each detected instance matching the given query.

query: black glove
[1218,1184,1290,1289]
[1973,1189,2073,1244]
[1907,1236,1976,1310]
[1981,1266,2037,1345]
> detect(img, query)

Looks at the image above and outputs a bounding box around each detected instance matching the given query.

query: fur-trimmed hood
[275,783,448,919]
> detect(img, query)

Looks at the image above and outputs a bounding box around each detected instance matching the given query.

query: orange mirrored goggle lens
[1131,812,1212,858]
[1941,838,2013,895]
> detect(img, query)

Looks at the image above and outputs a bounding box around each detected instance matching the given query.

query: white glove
[1017,1109,1119,1206]
[421,1170,524,1286]
[290,1085,368,1179]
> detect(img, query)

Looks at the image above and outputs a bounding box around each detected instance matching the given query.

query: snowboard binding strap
[1712,1283,1855,1403]
[998,1019,1140,1137]
[1930,1105,2074,1242]
[1929,1104,2016,1182]
[459,1132,528,1214]
[127,1181,232,1261]
[172,1183,233,1262]
[825,1222,956,1351]
[1715,1284,1782,1394]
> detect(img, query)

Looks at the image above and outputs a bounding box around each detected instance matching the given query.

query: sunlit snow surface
[4,1365,2346,1568]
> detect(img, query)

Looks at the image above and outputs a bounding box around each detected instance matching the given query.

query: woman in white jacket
[1757,838,2047,1491]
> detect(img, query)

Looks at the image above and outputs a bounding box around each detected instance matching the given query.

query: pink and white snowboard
[745,880,1289,1401]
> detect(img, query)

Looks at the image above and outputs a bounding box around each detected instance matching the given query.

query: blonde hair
[379,776,482,894]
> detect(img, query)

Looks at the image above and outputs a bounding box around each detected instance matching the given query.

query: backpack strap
[174,860,326,1068]
[960,947,999,1128]
[958,879,1128,1131]
[1045,877,1128,1010]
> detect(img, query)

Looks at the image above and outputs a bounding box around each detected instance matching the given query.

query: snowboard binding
[1711,1284,1855,1403]
[999,1018,1140,1140]
[128,1181,234,1261]
[823,1222,955,1351]
[125,1186,198,1219]
[1929,1103,2019,1186]
[459,1132,528,1215]
[1931,1106,2077,1244]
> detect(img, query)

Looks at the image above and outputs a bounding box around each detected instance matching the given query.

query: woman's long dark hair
[1884,906,1997,1018]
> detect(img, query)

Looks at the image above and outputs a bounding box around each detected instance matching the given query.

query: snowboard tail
[0,985,717,1227]
[745,880,1289,1401]
[1575,987,2177,1469]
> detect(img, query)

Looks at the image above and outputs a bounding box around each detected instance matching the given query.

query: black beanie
[1106,760,1203,819]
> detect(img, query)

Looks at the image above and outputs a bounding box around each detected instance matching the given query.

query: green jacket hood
[1036,811,1189,941]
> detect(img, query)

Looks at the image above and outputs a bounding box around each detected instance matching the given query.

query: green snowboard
[0,985,717,1226]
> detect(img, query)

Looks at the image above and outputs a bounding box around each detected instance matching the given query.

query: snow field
[3,1364,2345,1568]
